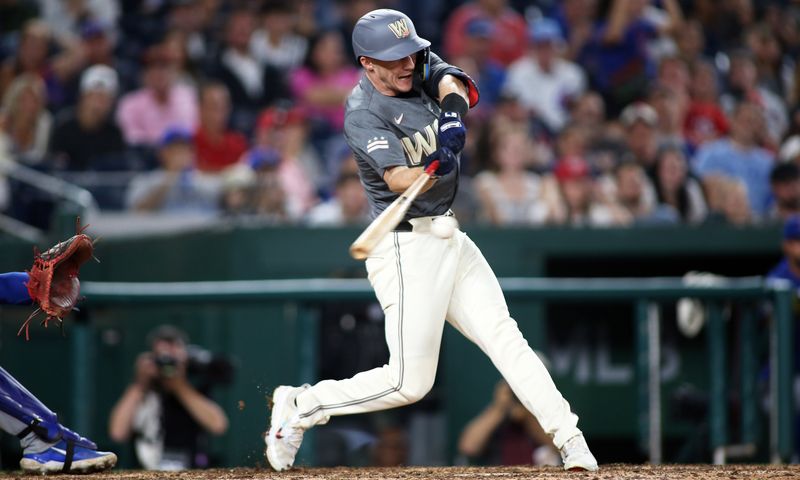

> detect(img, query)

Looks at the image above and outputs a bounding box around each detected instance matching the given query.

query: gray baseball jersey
[344,53,477,220]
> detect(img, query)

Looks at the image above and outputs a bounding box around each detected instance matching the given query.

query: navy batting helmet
[352,9,431,79]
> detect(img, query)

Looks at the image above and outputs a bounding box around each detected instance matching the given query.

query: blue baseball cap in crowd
[783,215,800,240]
[529,17,563,43]
[80,20,107,39]
[159,127,193,147]
[247,148,281,170]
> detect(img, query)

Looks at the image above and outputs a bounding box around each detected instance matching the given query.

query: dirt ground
[3,465,800,480]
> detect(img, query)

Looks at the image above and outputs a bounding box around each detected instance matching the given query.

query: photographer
[458,380,560,466]
[108,325,230,470]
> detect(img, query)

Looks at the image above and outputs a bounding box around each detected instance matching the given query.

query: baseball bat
[349,161,440,260]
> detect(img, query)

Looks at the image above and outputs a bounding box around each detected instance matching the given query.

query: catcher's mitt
[19,222,96,339]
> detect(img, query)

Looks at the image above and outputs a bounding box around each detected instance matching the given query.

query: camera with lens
[154,354,179,378]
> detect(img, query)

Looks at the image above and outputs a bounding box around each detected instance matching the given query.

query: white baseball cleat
[265,385,307,471]
[560,433,599,471]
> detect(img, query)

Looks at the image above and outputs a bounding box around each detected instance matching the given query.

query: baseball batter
[266,9,598,472]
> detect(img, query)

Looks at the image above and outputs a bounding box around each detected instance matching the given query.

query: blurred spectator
[251,1,308,71]
[770,163,800,222]
[116,45,198,147]
[647,84,689,149]
[161,28,200,87]
[289,30,359,137]
[555,123,589,164]
[0,20,85,109]
[551,0,596,62]
[694,101,775,219]
[458,380,559,466]
[65,21,137,101]
[553,156,622,226]
[333,0,376,67]
[165,0,220,71]
[745,23,787,98]
[613,160,656,224]
[684,60,729,151]
[675,19,706,65]
[443,0,527,67]
[767,215,800,289]
[193,82,248,173]
[503,18,586,133]
[474,125,561,226]
[251,105,320,218]
[0,73,50,164]
[125,127,221,215]
[652,145,707,224]
[451,18,506,114]
[703,175,753,226]
[693,0,754,55]
[294,0,318,38]
[616,102,659,208]
[579,0,683,116]
[569,91,606,141]
[49,64,124,171]
[306,155,369,226]
[720,50,787,148]
[655,56,690,95]
[764,214,800,459]
[247,147,291,223]
[37,0,119,42]
[108,325,230,470]
[621,101,660,172]
[219,162,257,217]
[370,424,409,467]
[211,9,288,133]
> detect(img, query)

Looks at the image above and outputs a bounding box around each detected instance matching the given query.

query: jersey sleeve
[344,109,409,176]
[424,52,480,108]
[0,272,32,305]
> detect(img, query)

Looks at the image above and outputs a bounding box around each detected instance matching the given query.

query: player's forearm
[172,382,229,435]
[384,166,437,193]
[437,75,468,105]
[108,384,147,442]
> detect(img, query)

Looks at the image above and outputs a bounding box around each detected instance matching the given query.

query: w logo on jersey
[388,19,410,39]
[401,120,438,165]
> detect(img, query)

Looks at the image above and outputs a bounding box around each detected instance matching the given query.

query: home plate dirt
[6,464,800,480]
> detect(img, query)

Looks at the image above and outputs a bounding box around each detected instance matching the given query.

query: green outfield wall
[0,224,785,468]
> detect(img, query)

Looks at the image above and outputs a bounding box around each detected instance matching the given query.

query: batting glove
[438,93,468,154]
[423,146,458,176]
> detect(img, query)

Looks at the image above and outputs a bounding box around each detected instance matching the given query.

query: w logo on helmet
[387,19,410,39]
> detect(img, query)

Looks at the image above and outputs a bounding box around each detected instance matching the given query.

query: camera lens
[155,354,178,377]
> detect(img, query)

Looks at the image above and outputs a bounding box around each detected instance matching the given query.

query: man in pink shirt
[116,45,198,146]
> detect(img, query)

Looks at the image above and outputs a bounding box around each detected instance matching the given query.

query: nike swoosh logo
[394,114,404,124]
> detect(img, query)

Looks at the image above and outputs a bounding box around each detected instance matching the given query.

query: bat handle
[424,160,440,176]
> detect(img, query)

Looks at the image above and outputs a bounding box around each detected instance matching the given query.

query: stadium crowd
[2,0,800,230]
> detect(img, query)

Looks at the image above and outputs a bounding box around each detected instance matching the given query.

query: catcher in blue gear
[0,232,117,474]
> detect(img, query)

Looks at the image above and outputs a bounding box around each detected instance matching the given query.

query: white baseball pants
[295,217,582,448]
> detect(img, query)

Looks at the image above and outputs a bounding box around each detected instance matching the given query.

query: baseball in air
[431,216,458,239]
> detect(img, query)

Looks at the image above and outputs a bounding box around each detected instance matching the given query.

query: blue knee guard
[0,366,96,449]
